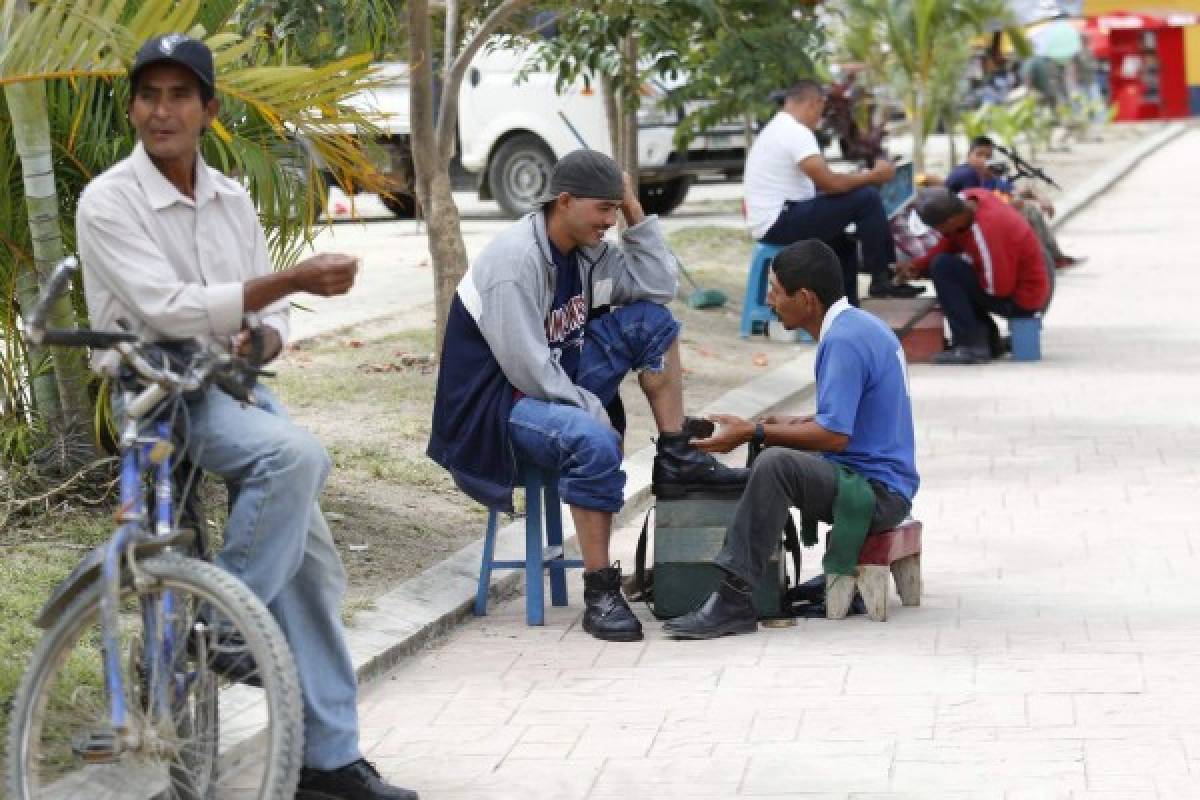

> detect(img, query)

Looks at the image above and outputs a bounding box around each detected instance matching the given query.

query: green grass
[0,511,116,754]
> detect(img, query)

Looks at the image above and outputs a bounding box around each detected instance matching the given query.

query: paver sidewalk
[355,131,1200,800]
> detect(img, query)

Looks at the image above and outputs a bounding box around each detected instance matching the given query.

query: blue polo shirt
[814,301,919,500]
[945,163,1014,195]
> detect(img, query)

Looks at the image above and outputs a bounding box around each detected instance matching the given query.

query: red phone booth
[1089,12,1195,120]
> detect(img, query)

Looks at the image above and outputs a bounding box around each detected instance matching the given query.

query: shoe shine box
[652,490,787,619]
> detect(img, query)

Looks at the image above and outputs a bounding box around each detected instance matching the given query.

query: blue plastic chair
[740,242,813,341]
[473,463,584,625]
[741,242,785,338]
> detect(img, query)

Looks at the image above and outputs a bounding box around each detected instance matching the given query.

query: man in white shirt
[76,34,416,800]
[743,80,921,303]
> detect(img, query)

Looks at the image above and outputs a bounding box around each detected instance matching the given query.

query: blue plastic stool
[740,243,784,338]
[740,243,812,341]
[473,463,584,625]
[1008,316,1043,362]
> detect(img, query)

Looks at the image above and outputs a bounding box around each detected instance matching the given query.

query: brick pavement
[357,130,1200,800]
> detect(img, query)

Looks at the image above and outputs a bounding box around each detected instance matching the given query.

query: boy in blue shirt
[664,239,919,638]
[943,136,1082,270]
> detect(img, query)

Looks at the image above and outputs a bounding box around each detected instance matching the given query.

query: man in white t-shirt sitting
[744,80,922,303]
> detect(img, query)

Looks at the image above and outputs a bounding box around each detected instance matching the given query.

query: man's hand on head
[290,253,359,297]
[691,413,754,454]
[619,172,646,226]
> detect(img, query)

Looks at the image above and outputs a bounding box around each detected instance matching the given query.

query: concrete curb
[220,120,1188,759]
[1050,122,1187,231]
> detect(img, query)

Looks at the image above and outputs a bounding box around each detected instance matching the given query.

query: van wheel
[638,177,694,216]
[489,134,555,218]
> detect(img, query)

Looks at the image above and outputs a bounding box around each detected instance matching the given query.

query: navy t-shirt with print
[545,242,588,381]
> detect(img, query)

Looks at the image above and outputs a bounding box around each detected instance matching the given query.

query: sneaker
[296,758,418,800]
[187,619,262,688]
[652,431,748,498]
[1054,255,1086,269]
[582,565,643,642]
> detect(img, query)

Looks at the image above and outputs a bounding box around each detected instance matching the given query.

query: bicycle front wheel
[6,552,303,800]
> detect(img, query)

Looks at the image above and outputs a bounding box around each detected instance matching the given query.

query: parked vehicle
[312,48,745,219]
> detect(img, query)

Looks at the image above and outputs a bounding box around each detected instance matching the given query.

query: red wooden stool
[826,519,922,621]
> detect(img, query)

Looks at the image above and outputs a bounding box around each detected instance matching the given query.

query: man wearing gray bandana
[429,150,746,642]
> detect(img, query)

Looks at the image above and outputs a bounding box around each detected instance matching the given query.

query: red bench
[826,519,922,621]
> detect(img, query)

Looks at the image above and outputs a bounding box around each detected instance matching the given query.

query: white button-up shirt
[76,141,288,372]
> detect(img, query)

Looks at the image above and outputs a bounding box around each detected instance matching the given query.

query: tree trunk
[5,75,96,465]
[601,73,620,158]
[909,88,926,176]
[742,112,756,149]
[413,0,532,351]
[619,31,639,191]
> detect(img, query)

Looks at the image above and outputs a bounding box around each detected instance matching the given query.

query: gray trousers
[713,449,911,587]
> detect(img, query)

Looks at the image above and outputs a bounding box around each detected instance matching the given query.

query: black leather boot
[296,758,418,799]
[652,431,749,498]
[582,565,644,642]
[663,580,758,639]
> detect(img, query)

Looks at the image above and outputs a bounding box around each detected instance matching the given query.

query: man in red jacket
[898,188,1051,365]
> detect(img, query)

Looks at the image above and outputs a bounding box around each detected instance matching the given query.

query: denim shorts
[509,301,680,512]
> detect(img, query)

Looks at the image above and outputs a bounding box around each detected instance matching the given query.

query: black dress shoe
[789,594,868,618]
[187,621,262,688]
[652,432,749,498]
[789,574,826,605]
[582,565,644,642]
[933,345,991,365]
[297,758,418,800]
[663,582,758,639]
[868,282,926,299]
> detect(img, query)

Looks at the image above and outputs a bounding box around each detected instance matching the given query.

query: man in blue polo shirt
[664,239,919,638]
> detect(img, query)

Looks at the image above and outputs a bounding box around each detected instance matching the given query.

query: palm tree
[834,0,1027,174]
[0,0,389,471]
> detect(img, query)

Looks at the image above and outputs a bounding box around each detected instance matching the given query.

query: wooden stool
[826,519,922,622]
[473,463,584,625]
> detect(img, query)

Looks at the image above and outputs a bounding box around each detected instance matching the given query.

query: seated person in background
[428,150,746,644]
[743,79,923,305]
[943,136,1083,270]
[897,188,1051,365]
[663,240,918,639]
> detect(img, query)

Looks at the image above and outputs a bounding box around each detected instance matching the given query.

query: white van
[323,47,745,218]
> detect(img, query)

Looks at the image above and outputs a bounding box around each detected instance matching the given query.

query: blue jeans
[930,253,1039,348]
[761,186,897,306]
[182,385,360,770]
[509,301,680,513]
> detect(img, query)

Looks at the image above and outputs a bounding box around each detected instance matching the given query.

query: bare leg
[571,506,613,571]
[638,338,685,433]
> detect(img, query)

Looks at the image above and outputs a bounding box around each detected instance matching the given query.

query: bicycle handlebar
[22,256,266,407]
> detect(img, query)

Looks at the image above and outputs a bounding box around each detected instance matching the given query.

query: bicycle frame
[100,408,182,733]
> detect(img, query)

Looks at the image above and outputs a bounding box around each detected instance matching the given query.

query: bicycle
[6,257,304,799]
